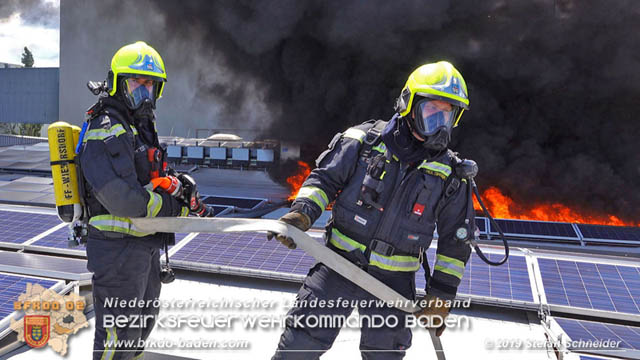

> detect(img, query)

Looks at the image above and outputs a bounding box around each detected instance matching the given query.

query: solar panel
[415,248,533,303]
[475,217,487,234]
[170,232,316,278]
[538,258,640,314]
[0,273,61,321]
[490,219,579,241]
[172,233,534,304]
[555,317,640,350]
[578,223,640,244]
[202,196,264,209]
[0,251,91,280]
[0,210,60,244]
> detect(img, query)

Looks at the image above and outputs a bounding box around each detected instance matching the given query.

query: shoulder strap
[360,119,387,159]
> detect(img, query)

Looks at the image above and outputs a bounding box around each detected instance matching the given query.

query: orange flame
[475,186,639,226]
[286,161,311,201]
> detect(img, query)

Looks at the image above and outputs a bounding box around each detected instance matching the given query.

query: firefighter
[269,61,473,359]
[79,41,194,359]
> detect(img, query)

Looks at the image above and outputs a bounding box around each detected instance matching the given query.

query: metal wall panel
[0,68,59,124]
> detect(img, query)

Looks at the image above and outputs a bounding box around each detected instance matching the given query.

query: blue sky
[0,0,59,67]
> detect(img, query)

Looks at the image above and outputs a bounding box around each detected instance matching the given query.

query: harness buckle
[445,177,461,198]
[370,239,395,257]
[364,127,382,146]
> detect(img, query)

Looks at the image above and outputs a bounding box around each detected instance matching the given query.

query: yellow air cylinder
[48,121,82,222]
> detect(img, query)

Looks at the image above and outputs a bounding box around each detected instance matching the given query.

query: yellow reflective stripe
[296,186,329,211]
[330,228,366,252]
[146,190,163,217]
[329,228,419,272]
[343,128,366,143]
[101,326,117,360]
[83,124,128,142]
[370,252,420,272]
[434,254,465,279]
[130,124,139,135]
[418,161,452,179]
[89,215,154,237]
[180,206,189,217]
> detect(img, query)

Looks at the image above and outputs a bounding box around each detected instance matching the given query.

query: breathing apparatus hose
[468,178,509,266]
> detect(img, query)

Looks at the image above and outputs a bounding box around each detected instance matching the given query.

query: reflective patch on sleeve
[434,253,465,279]
[295,186,329,211]
[180,206,189,217]
[418,161,452,180]
[146,190,163,217]
[83,123,128,142]
[343,128,366,143]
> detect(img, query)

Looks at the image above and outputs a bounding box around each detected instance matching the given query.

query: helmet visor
[412,98,458,136]
[124,77,157,109]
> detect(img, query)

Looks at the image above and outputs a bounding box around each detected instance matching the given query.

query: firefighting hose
[455,160,509,266]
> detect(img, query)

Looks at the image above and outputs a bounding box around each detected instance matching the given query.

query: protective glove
[178,174,213,217]
[151,176,182,197]
[413,294,451,336]
[267,211,312,249]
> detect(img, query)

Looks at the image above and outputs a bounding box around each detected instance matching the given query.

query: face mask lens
[125,77,155,108]
[415,99,456,136]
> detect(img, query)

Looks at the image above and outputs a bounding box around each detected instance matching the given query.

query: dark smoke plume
[0,0,59,28]
[151,0,640,222]
[64,0,640,221]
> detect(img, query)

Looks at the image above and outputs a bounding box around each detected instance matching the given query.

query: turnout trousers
[87,237,162,360]
[273,263,416,360]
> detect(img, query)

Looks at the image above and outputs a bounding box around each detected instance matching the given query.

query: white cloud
[0,9,59,67]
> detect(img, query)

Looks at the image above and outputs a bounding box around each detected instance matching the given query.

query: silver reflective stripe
[89,215,153,237]
[83,124,128,142]
[343,128,366,143]
[419,161,452,178]
[434,254,465,279]
[329,228,366,252]
[296,186,329,211]
[101,326,116,360]
[369,252,420,271]
[180,207,189,217]
[146,190,163,217]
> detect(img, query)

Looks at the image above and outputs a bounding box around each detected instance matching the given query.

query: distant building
[0,62,23,69]
[0,68,59,124]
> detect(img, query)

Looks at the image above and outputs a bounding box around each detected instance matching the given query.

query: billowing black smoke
[0,0,59,28]
[67,0,640,221]
[149,0,640,222]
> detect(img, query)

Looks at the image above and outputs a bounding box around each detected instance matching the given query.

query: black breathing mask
[422,128,451,151]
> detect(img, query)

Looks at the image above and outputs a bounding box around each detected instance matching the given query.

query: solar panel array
[415,248,533,303]
[556,317,640,350]
[489,219,580,242]
[202,196,263,209]
[538,258,640,314]
[475,217,487,233]
[171,233,535,304]
[31,226,77,249]
[0,273,60,321]
[578,223,640,245]
[0,210,61,244]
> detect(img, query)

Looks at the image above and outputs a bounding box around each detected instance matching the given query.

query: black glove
[267,211,312,249]
[177,174,213,217]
